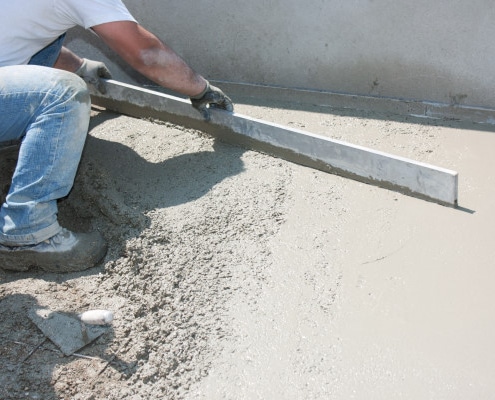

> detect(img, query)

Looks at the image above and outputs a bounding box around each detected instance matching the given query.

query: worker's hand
[190,82,234,121]
[75,58,112,94]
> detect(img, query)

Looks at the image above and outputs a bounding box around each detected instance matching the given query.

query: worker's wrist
[190,80,210,99]
[74,58,87,75]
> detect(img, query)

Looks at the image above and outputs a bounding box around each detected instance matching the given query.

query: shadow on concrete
[1,108,245,276]
[54,108,246,265]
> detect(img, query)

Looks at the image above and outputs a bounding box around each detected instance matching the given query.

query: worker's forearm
[130,44,207,97]
[92,22,207,97]
[53,47,83,72]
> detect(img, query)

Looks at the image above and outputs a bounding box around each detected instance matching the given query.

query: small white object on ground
[78,309,114,325]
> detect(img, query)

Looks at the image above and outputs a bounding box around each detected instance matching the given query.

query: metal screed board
[90,80,458,206]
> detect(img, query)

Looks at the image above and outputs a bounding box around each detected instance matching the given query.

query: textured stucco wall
[66,0,495,109]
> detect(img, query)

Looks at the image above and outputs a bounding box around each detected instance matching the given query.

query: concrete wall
[67,0,495,109]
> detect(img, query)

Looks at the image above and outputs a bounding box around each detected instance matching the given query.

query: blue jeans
[0,65,91,245]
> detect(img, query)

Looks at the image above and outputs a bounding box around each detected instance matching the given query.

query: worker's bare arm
[92,21,207,97]
[53,46,83,72]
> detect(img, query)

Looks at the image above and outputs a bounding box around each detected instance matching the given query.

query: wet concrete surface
[190,100,495,399]
[1,98,494,399]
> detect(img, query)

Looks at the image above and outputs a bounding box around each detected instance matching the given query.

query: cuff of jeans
[0,221,62,246]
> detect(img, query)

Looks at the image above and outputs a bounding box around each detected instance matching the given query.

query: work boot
[0,229,107,273]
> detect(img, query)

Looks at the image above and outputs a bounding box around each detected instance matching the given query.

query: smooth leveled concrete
[90,80,458,206]
[66,1,495,111]
[213,82,495,126]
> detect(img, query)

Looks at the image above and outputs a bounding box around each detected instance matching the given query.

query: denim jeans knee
[0,65,91,246]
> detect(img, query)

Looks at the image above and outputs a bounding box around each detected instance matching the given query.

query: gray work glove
[75,58,112,94]
[190,81,234,121]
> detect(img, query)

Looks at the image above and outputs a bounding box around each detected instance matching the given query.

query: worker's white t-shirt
[0,0,137,66]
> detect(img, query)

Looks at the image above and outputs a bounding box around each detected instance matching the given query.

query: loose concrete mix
[1,97,494,399]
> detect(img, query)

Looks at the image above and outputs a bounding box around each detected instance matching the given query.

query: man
[0,0,234,273]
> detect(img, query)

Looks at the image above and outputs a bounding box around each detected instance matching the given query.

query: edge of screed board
[90,80,459,207]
